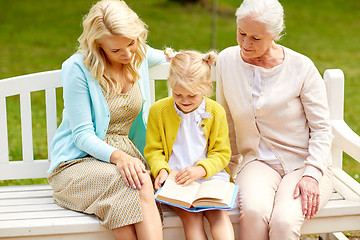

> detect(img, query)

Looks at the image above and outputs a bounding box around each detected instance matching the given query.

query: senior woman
[216,0,333,239]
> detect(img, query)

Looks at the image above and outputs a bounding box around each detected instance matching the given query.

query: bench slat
[20,92,34,162]
[328,192,344,201]
[0,197,54,206]
[0,70,62,97]
[0,203,64,213]
[0,184,51,193]
[0,160,50,180]
[301,215,360,235]
[333,168,360,197]
[314,199,360,217]
[0,189,53,200]
[0,209,88,221]
[333,172,359,201]
[45,88,58,159]
[0,216,110,238]
[0,97,9,163]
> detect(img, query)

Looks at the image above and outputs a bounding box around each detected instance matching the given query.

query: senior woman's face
[237,16,276,60]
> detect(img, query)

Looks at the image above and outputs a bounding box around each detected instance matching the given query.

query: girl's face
[236,15,275,60]
[98,35,137,67]
[172,84,204,114]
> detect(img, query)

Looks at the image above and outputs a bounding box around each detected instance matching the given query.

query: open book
[155,171,238,212]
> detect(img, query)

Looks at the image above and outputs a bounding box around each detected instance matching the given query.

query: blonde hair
[77,0,148,92]
[164,48,217,97]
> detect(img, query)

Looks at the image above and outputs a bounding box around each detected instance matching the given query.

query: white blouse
[168,99,230,183]
[252,67,280,165]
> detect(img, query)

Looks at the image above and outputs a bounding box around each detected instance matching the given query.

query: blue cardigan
[49,46,166,173]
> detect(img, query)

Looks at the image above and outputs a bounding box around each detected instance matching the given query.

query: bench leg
[319,232,349,240]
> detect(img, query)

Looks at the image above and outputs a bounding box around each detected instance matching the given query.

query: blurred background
[0,0,359,183]
[1,0,360,238]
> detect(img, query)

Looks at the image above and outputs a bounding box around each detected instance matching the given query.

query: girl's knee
[205,210,234,240]
[205,210,229,223]
[178,211,204,227]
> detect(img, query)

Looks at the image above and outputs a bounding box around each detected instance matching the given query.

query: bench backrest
[0,64,345,180]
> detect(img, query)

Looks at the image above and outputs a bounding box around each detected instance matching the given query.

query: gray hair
[235,0,285,41]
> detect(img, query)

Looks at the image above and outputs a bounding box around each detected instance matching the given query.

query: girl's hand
[294,176,320,219]
[175,166,206,186]
[154,169,169,191]
[110,150,147,190]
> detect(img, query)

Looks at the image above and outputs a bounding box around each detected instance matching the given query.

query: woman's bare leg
[205,210,234,240]
[112,225,137,240]
[134,173,163,240]
[172,206,208,240]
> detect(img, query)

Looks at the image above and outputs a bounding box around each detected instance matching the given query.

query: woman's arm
[295,62,333,219]
[63,57,147,189]
[146,45,167,67]
[300,64,333,181]
[61,58,116,162]
[216,58,242,176]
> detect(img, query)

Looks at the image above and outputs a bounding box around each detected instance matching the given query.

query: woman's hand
[294,176,320,219]
[154,169,169,191]
[175,166,206,186]
[110,150,147,190]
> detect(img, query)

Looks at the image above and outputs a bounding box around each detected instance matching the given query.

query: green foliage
[168,0,199,3]
[1,0,360,187]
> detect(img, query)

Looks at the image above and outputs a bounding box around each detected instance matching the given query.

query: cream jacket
[216,45,332,182]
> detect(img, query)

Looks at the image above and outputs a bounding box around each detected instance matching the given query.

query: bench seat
[1,169,360,239]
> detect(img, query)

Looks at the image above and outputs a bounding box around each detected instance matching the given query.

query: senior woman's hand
[110,149,147,190]
[294,176,320,219]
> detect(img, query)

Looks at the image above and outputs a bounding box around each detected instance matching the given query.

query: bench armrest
[332,120,360,164]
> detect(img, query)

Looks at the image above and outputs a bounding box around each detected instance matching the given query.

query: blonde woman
[145,49,234,240]
[48,0,166,239]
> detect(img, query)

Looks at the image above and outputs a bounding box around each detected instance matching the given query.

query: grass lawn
[1,0,360,182]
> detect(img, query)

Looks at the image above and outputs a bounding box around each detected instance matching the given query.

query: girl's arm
[196,107,231,179]
[144,105,171,178]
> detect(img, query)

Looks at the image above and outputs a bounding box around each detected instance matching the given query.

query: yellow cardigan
[144,96,232,180]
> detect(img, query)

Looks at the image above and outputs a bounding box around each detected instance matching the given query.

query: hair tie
[203,55,215,66]
[164,48,175,62]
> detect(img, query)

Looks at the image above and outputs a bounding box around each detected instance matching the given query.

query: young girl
[144,48,235,240]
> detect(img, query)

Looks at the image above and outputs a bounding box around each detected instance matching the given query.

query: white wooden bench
[1,63,360,240]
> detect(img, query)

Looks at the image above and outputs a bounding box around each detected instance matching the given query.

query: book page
[156,171,200,208]
[193,181,236,207]
[195,180,232,200]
